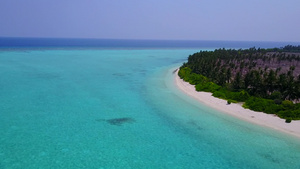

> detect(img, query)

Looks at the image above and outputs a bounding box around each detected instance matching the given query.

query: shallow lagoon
[0,49,300,169]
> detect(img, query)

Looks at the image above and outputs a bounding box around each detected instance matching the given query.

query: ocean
[0,38,300,169]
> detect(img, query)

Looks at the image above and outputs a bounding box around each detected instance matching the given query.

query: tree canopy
[179,45,300,121]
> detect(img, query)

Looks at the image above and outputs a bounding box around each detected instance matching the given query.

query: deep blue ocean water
[1,37,300,49]
[0,38,300,169]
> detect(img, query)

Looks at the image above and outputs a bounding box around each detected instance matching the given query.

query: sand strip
[174,69,300,139]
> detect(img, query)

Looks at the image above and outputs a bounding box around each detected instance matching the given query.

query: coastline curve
[174,68,300,139]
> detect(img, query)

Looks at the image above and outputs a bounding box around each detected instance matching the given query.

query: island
[176,45,300,138]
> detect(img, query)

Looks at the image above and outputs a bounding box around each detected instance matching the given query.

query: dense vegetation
[179,45,300,121]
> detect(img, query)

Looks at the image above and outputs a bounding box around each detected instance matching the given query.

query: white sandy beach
[174,69,300,139]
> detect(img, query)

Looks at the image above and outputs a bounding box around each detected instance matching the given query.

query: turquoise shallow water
[0,49,300,169]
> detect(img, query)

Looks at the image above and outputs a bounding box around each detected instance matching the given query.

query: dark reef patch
[112,73,129,77]
[96,117,136,126]
[187,120,204,131]
[257,152,280,164]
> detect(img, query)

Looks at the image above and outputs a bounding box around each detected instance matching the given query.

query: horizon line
[1,36,300,43]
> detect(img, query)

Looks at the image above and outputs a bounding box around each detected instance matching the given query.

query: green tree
[233,72,243,90]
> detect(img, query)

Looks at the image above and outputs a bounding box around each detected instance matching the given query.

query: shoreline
[174,68,300,139]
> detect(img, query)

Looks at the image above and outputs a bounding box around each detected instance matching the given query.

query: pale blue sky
[0,0,299,42]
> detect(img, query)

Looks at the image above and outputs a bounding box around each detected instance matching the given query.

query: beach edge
[174,68,300,139]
